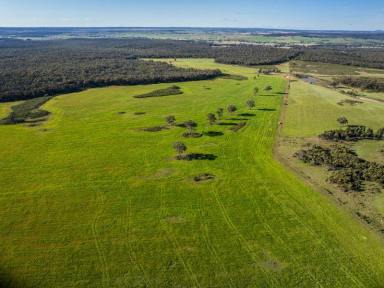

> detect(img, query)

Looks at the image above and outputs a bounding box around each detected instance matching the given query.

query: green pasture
[283,80,384,137]
[1,60,384,287]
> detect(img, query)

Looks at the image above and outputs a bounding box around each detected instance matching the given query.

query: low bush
[319,125,384,141]
[1,96,52,124]
[142,126,169,132]
[134,85,183,98]
[176,153,217,161]
[295,144,384,191]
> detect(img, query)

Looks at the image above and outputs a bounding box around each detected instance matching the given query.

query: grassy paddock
[283,80,384,137]
[1,59,384,287]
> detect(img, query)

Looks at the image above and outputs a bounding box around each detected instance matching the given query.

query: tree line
[0,45,221,102]
[298,48,384,69]
[1,38,384,101]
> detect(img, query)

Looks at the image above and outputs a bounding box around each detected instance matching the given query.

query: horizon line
[0,26,383,33]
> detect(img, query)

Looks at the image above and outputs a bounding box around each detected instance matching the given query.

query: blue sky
[0,0,383,30]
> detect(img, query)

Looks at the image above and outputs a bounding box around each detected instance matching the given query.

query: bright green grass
[1,60,384,287]
[284,80,384,137]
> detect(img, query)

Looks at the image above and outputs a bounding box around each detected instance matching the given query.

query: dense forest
[1,38,384,101]
[0,40,221,102]
[298,48,384,69]
[213,46,300,65]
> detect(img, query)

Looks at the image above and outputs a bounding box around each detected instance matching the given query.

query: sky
[0,0,383,31]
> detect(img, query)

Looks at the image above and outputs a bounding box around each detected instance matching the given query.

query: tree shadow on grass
[176,153,217,161]
[203,131,224,137]
[217,122,237,126]
[182,132,203,138]
[238,113,256,117]
[258,108,276,112]
[226,118,249,121]
[259,94,276,97]
[142,126,169,132]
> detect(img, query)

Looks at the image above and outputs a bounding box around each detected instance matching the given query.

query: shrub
[337,116,348,126]
[295,144,384,191]
[246,99,256,110]
[227,105,237,114]
[207,113,217,125]
[166,115,176,126]
[173,142,187,155]
[134,86,183,99]
[184,120,198,132]
[216,108,224,119]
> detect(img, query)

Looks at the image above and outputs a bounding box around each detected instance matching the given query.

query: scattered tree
[165,115,176,126]
[254,87,259,96]
[227,105,237,114]
[337,116,348,126]
[264,85,272,91]
[184,120,197,133]
[207,113,217,125]
[246,99,256,110]
[173,142,187,155]
[216,108,224,119]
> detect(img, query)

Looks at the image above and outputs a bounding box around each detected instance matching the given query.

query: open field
[283,80,384,137]
[290,61,384,102]
[2,59,384,287]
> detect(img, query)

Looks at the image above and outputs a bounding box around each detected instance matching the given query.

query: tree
[173,142,187,155]
[246,99,256,110]
[216,108,224,119]
[184,120,197,133]
[375,128,384,139]
[254,87,259,96]
[227,105,237,114]
[165,115,176,126]
[264,85,272,91]
[207,113,217,125]
[337,116,348,126]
